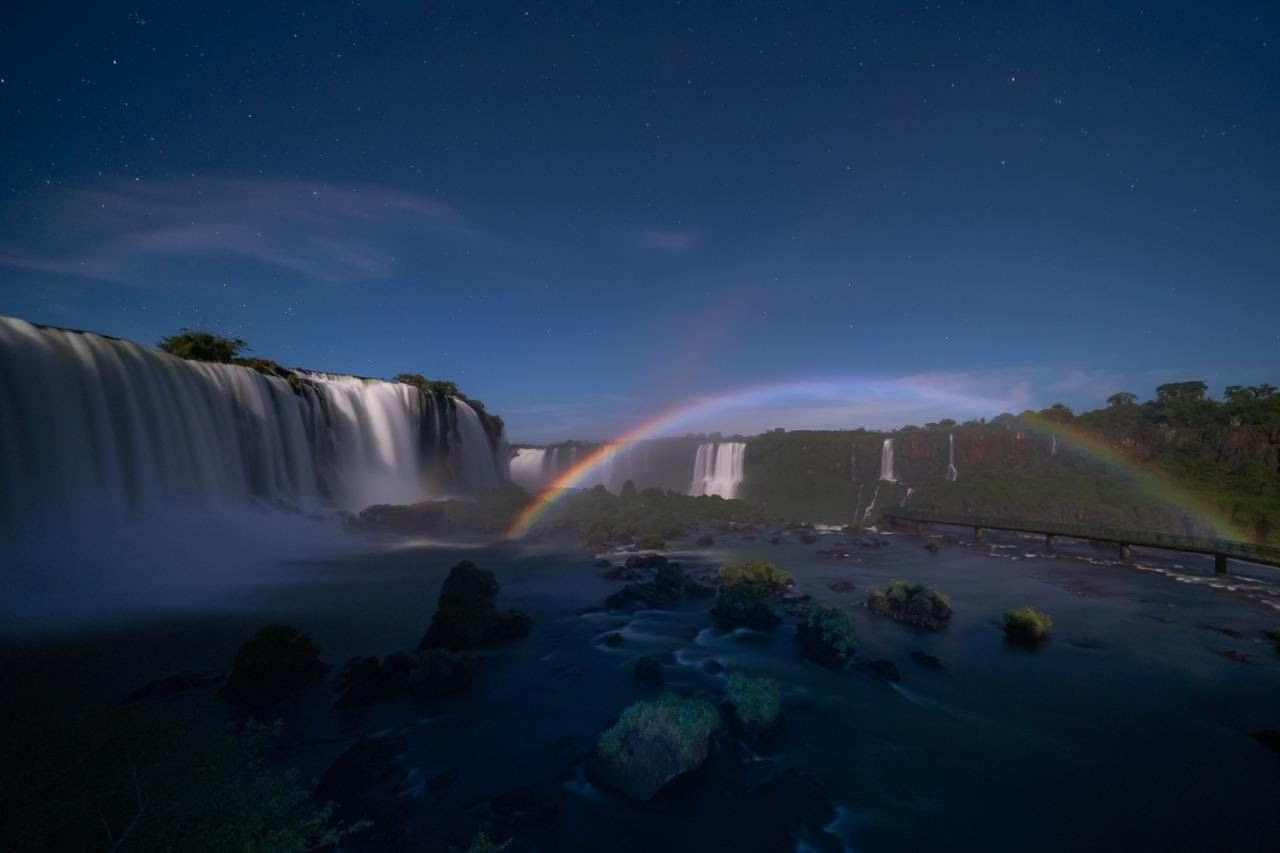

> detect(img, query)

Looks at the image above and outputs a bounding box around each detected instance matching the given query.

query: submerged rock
[220,624,329,709]
[127,669,224,702]
[828,580,856,592]
[1199,624,1246,639]
[866,659,901,682]
[419,561,531,651]
[587,693,720,801]
[911,651,944,669]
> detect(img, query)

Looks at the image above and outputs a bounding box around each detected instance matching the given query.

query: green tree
[157,329,248,363]
[1156,381,1207,403]
[1106,392,1138,407]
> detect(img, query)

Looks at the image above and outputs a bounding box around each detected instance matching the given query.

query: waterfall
[1051,434,1058,457]
[861,484,880,524]
[509,447,550,492]
[946,433,958,482]
[0,317,508,528]
[900,486,914,507]
[879,437,896,482]
[688,441,746,499]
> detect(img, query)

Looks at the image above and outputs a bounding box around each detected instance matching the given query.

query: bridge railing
[880,508,1280,566]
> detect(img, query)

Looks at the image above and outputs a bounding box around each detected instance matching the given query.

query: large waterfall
[688,441,746,499]
[946,433,958,482]
[509,447,551,491]
[879,437,896,482]
[0,317,508,529]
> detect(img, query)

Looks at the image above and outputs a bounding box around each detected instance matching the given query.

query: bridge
[879,508,1280,573]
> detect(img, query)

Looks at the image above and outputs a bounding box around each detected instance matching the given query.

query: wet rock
[127,669,224,702]
[605,581,678,610]
[633,655,663,684]
[624,553,669,569]
[785,604,811,618]
[419,561,531,651]
[604,564,648,581]
[911,651,943,669]
[594,558,612,568]
[816,548,854,558]
[683,578,717,598]
[1216,649,1256,664]
[483,783,562,835]
[828,580,856,592]
[1254,730,1280,752]
[602,632,623,647]
[696,534,715,547]
[703,659,726,675]
[1199,624,1246,639]
[769,536,781,545]
[220,625,329,709]
[655,561,686,589]
[798,532,819,544]
[867,583,951,630]
[427,768,460,791]
[866,659,901,682]
[336,651,472,706]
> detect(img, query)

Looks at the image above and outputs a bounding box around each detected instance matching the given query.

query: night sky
[2,1,1277,441]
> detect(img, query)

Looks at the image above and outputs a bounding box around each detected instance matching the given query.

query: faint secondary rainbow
[503,377,1015,539]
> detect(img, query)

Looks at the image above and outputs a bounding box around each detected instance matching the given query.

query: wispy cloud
[619,225,701,255]
[0,178,482,284]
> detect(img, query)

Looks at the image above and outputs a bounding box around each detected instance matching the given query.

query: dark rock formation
[220,624,329,709]
[315,735,412,848]
[127,670,224,702]
[605,580,679,610]
[335,651,471,706]
[867,582,952,630]
[625,553,669,569]
[586,694,720,801]
[418,561,531,651]
[828,580,856,592]
[633,655,663,684]
[911,651,944,668]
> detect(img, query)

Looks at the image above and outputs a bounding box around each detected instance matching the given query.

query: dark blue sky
[2,1,1277,441]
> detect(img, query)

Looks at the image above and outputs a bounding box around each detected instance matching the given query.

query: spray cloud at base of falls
[688,441,746,499]
[0,317,510,531]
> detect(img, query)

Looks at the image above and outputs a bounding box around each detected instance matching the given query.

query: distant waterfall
[879,438,897,482]
[946,433,958,482]
[861,484,881,524]
[1051,434,1058,457]
[900,487,914,507]
[0,317,508,527]
[689,442,746,499]
[509,447,551,492]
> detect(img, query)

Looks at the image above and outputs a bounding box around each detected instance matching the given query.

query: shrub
[725,673,782,730]
[712,582,780,627]
[796,606,857,668]
[635,532,667,550]
[596,693,720,764]
[867,580,952,625]
[925,538,941,552]
[0,709,365,852]
[719,560,793,591]
[457,832,512,853]
[1003,607,1052,644]
[157,329,248,363]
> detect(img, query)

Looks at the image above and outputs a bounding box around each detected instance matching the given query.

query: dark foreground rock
[335,651,472,706]
[419,561,531,651]
[633,655,664,684]
[911,651,944,668]
[315,735,412,849]
[127,669,224,702]
[1254,730,1280,752]
[220,624,329,709]
[625,552,669,569]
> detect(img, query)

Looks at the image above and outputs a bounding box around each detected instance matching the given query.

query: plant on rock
[724,672,783,749]
[711,582,780,627]
[1003,607,1052,645]
[719,560,793,591]
[796,606,857,668]
[419,561,531,651]
[866,579,952,630]
[588,693,721,800]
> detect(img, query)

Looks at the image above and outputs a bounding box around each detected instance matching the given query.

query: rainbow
[503,377,1015,538]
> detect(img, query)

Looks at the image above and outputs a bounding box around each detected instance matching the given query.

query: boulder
[219,625,329,709]
[624,553,669,569]
[336,651,472,706]
[419,561,531,651]
[867,582,952,630]
[315,735,412,847]
[605,581,679,610]
[587,694,720,801]
[632,656,663,684]
[911,651,943,669]
[828,580,856,593]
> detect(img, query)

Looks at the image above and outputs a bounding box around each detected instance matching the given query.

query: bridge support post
[974,527,984,543]
[1044,534,1055,551]
[1118,543,1131,560]
[1214,553,1227,574]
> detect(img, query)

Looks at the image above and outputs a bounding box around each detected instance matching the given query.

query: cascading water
[0,317,508,529]
[688,441,746,499]
[879,437,896,482]
[508,447,551,492]
[900,487,914,507]
[861,484,881,524]
[1051,434,1058,457]
[946,433,958,482]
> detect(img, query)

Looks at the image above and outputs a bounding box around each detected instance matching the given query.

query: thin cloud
[0,178,483,285]
[620,225,701,255]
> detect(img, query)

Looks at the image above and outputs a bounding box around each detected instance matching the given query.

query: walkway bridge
[880,508,1280,573]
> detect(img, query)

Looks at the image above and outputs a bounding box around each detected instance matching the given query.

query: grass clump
[719,560,793,591]
[724,673,782,730]
[596,693,720,764]
[796,606,857,668]
[1003,607,1052,644]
